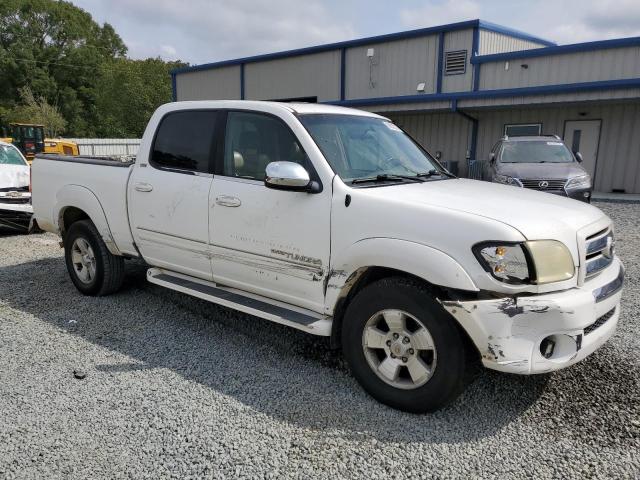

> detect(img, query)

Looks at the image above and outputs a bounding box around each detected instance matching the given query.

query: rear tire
[342,277,467,413]
[64,220,125,296]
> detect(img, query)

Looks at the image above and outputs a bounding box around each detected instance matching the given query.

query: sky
[71,0,640,65]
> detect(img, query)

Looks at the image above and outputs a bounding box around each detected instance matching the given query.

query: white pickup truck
[33,101,624,412]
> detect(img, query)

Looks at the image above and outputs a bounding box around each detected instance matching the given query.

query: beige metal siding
[388,112,472,175]
[479,46,640,90]
[458,88,640,108]
[244,51,341,102]
[478,30,546,55]
[441,29,474,93]
[473,102,640,193]
[344,35,439,99]
[175,66,241,101]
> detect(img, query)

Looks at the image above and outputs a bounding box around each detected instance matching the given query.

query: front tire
[342,277,467,413]
[64,220,125,296]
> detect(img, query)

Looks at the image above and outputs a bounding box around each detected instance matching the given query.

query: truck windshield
[0,145,27,166]
[299,114,445,183]
[500,141,575,163]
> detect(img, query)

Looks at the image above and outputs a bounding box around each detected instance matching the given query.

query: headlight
[474,240,574,284]
[565,174,591,190]
[493,174,522,187]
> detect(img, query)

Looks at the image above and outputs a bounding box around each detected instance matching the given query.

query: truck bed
[32,153,138,256]
[36,153,136,167]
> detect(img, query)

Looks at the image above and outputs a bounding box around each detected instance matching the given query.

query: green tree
[0,0,127,136]
[94,58,186,138]
[8,86,66,136]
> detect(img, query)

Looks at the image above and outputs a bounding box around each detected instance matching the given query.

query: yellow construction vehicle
[1,123,78,162]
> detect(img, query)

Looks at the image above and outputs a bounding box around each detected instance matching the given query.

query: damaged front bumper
[0,202,33,231]
[442,257,624,374]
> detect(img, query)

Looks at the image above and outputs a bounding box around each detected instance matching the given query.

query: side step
[146,268,332,336]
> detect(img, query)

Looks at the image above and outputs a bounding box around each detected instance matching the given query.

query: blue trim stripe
[340,48,346,101]
[471,27,480,91]
[473,35,640,64]
[171,72,176,102]
[172,19,554,75]
[436,32,444,93]
[477,20,555,47]
[325,77,640,107]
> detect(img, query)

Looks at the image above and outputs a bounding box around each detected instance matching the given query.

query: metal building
[172,19,640,194]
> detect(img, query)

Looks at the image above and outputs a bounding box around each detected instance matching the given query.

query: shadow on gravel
[0,257,574,444]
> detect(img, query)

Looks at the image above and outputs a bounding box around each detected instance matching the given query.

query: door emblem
[538,180,549,189]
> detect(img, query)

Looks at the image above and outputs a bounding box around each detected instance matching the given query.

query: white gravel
[0,201,638,479]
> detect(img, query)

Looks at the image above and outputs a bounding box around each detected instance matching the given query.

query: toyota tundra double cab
[32,101,624,412]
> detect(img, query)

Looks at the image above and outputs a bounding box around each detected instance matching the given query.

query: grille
[584,228,614,279]
[520,179,566,192]
[445,50,467,75]
[0,186,28,192]
[0,196,30,204]
[584,308,616,335]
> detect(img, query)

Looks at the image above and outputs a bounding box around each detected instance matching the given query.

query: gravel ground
[0,201,638,479]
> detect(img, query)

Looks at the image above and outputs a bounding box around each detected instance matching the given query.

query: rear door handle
[134,182,153,192]
[215,195,241,207]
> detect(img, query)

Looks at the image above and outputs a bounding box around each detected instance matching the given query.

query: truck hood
[497,161,587,180]
[358,178,606,240]
[0,164,30,190]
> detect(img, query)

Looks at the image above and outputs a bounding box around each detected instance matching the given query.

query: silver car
[486,135,592,202]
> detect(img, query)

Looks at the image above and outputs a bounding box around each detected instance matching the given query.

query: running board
[146,268,332,336]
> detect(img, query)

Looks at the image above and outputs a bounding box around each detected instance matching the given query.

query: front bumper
[442,257,623,374]
[0,203,33,231]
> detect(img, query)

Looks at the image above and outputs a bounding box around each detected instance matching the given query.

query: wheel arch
[326,238,479,350]
[54,185,121,256]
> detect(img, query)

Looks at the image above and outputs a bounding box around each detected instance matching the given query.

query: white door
[564,120,601,179]
[129,110,218,280]
[209,111,331,313]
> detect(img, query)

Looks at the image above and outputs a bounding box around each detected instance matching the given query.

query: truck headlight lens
[474,243,531,283]
[493,174,522,187]
[565,174,591,190]
[474,240,575,284]
[525,240,575,284]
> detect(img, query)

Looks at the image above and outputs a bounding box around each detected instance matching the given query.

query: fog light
[540,337,555,359]
[584,192,590,198]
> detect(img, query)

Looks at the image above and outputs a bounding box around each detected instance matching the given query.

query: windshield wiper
[416,169,455,179]
[351,174,425,185]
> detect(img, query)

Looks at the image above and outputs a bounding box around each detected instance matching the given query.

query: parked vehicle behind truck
[0,141,32,231]
[32,101,624,412]
[486,135,593,202]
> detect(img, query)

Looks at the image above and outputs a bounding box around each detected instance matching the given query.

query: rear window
[0,145,27,166]
[151,111,217,173]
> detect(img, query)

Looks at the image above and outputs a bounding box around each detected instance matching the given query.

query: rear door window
[151,111,217,173]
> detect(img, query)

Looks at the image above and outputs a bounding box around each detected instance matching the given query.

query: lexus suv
[486,135,592,202]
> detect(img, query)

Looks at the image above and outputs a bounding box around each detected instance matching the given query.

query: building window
[504,123,542,137]
[444,50,467,75]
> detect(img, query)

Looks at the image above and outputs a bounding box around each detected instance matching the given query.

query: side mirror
[489,152,496,164]
[575,152,583,163]
[265,161,320,193]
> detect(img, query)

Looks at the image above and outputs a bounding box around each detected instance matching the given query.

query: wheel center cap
[390,341,408,357]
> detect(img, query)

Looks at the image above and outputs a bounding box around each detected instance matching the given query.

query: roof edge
[172,19,555,75]
[477,20,556,47]
[473,35,640,64]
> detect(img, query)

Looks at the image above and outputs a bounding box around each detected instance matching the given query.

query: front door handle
[134,182,153,192]
[215,195,241,207]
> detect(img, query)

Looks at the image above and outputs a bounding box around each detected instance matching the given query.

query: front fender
[54,185,121,256]
[325,237,478,314]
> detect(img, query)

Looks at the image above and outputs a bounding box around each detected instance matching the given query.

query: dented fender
[54,185,122,256]
[324,237,478,314]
